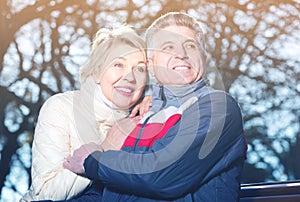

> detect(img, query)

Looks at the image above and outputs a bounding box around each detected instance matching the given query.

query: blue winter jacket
[79,78,247,201]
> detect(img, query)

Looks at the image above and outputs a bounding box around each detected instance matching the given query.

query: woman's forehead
[108,43,144,58]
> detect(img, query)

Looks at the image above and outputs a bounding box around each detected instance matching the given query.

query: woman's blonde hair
[145,12,206,58]
[79,26,146,83]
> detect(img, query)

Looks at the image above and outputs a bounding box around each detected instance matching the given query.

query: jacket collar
[151,77,210,111]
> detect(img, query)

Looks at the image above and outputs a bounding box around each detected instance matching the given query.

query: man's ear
[202,56,207,74]
[147,58,154,76]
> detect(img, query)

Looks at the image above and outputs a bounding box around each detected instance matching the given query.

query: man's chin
[160,82,190,86]
[172,78,196,86]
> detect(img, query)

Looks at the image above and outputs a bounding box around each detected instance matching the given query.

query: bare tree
[0,0,299,200]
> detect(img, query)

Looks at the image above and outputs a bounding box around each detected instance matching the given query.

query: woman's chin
[113,101,133,110]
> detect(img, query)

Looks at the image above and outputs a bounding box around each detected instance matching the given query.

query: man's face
[150,25,205,86]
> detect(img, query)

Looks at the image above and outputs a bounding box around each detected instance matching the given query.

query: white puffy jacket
[21,78,129,201]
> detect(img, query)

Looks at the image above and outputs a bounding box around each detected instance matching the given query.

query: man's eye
[186,43,197,49]
[162,45,174,51]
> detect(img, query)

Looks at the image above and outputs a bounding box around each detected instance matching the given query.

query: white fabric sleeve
[21,94,91,201]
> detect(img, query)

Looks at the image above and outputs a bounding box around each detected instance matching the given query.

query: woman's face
[97,43,147,109]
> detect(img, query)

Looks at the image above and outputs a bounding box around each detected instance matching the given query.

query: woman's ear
[92,70,101,84]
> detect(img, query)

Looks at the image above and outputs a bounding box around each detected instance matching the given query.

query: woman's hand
[101,117,140,151]
[130,95,152,118]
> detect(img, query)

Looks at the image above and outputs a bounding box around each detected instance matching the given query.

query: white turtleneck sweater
[21,77,130,201]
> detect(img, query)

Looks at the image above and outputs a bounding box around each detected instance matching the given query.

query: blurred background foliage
[0,0,299,201]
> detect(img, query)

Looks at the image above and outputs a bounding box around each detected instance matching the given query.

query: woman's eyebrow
[113,56,126,61]
[136,61,147,65]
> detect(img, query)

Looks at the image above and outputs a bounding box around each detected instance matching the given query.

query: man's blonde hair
[145,12,206,58]
[80,26,146,83]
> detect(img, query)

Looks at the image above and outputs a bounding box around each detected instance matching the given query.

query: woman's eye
[114,63,124,68]
[135,66,146,73]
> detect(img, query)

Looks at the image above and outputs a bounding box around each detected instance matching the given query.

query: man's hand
[101,117,140,151]
[63,142,103,174]
[130,96,152,118]
[64,117,140,174]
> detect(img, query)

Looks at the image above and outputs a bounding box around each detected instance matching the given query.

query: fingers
[138,103,149,117]
[63,155,74,170]
[139,96,152,117]
[131,116,142,122]
[63,156,85,174]
[63,160,70,169]
[130,95,153,118]
[130,104,140,118]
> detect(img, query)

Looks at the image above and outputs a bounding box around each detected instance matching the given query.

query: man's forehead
[151,29,196,46]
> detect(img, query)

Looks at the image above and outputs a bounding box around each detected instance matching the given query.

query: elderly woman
[21,25,148,201]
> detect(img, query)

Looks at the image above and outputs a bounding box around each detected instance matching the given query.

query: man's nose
[174,46,188,59]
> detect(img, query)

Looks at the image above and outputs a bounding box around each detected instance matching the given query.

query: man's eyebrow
[160,39,196,47]
[160,41,175,46]
[185,39,197,43]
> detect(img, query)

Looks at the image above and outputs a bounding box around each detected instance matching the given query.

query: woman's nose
[123,68,135,82]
